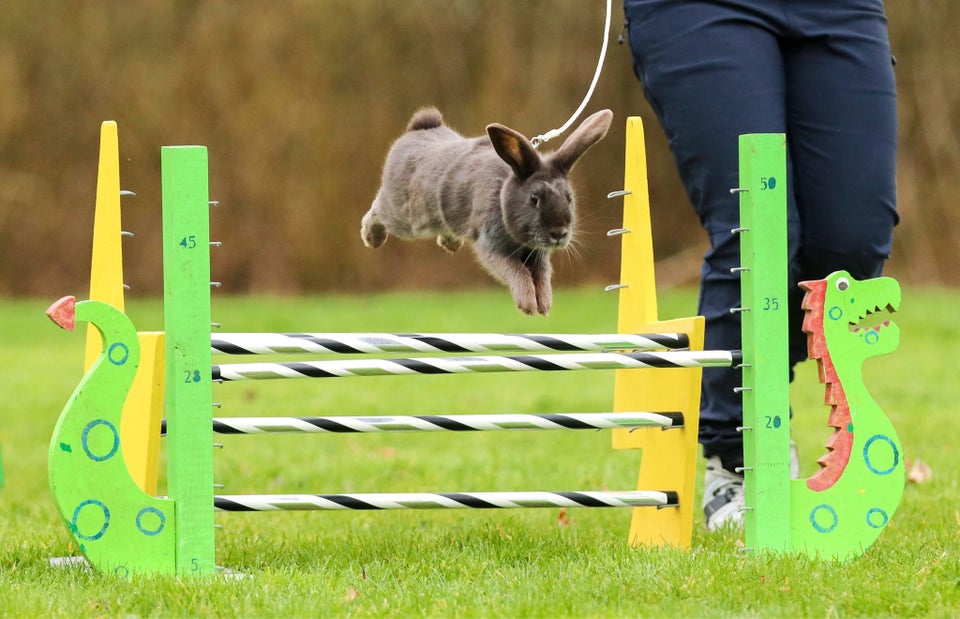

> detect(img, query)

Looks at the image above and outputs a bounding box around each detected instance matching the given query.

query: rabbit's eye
[529,193,540,207]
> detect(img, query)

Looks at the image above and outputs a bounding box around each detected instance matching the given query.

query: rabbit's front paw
[515,295,539,316]
[535,292,551,316]
[510,282,540,316]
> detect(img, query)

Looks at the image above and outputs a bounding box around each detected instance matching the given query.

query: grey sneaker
[703,442,801,531]
[703,456,744,531]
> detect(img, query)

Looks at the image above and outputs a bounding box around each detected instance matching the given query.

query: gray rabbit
[361,107,613,315]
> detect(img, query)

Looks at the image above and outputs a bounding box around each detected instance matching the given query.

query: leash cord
[531,0,612,149]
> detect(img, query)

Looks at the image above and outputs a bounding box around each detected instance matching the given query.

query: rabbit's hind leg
[436,234,463,254]
[361,197,388,249]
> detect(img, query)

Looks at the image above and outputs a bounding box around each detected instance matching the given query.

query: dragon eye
[836,277,850,292]
[530,193,540,207]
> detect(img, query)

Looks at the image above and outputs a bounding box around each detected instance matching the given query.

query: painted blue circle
[863,434,900,475]
[81,419,120,462]
[864,330,880,345]
[866,507,889,529]
[828,306,843,321]
[107,342,130,366]
[136,507,166,537]
[810,504,839,534]
[72,499,110,541]
[114,565,130,577]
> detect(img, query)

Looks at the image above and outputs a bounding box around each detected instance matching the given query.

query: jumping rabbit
[361,107,613,315]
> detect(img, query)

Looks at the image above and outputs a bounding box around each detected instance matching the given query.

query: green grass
[1,286,959,618]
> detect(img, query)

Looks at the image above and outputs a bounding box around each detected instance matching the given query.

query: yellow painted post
[85,121,126,357]
[121,333,165,495]
[85,121,164,495]
[611,117,704,549]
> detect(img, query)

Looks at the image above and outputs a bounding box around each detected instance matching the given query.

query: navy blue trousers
[623,0,899,470]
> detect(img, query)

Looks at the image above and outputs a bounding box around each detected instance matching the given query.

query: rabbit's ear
[552,109,614,173]
[487,124,542,180]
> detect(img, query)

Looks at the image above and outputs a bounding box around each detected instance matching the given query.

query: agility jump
[45,119,903,576]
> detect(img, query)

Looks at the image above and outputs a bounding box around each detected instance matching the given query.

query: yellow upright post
[85,121,164,495]
[85,121,125,347]
[611,117,704,549]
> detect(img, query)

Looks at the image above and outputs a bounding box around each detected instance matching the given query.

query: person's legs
[782,0,899,364]
[624,0,797,470]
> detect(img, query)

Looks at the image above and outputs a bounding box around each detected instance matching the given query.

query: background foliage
[0,1,957,296]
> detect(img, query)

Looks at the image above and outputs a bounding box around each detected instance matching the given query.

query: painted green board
[161,146,216,576]
[737,133,792,553]
[790,271,903,558]
[47,296,177,575]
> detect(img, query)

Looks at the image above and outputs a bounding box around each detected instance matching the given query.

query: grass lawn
[1,286,958,618]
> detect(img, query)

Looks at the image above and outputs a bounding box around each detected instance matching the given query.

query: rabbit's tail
[407,107,444,132]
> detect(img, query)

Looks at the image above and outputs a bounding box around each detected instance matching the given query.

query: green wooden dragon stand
[47,296,177,575]
[790,270,903,557]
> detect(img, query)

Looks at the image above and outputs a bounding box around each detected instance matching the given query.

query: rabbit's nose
[549,228,570,245]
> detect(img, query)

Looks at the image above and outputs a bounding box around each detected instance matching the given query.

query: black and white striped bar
[214,490,679,512]
[211,332,689,355]
[203,411,683,435]
[212,350,740,382]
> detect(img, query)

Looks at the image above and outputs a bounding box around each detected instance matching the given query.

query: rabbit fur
[361,107,613,315]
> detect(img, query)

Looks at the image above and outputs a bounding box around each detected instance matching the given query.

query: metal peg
[604,284,628,292]
[606,189,632,199]
[606,228,631,237]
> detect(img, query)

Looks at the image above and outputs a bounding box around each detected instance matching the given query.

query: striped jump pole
[212,349,741,382]
[211,332,689,355]
[214,490,679,512]
[167,411,684,435]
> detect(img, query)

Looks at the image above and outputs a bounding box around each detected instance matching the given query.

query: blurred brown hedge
[0,1,956,296]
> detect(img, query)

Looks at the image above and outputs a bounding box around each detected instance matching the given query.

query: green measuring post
[161,146,216,575]
[737,134,791,553]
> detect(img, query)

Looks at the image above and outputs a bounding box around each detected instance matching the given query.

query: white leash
[531,0,612,148]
